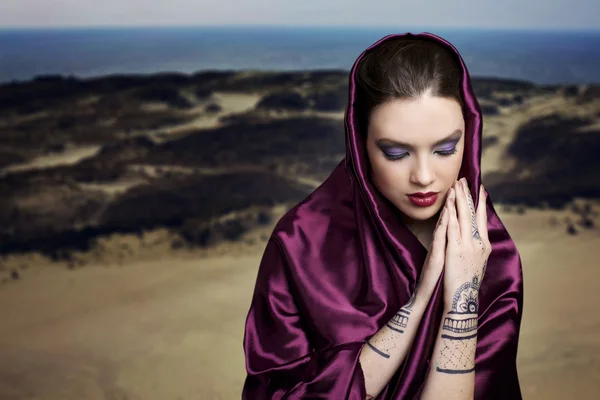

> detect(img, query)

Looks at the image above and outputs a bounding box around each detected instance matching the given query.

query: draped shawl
[242,32,524,400]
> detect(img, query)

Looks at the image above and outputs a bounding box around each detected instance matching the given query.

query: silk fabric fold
[242,32,524,399]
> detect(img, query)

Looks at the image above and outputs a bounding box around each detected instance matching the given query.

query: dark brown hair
[354,37,464,131]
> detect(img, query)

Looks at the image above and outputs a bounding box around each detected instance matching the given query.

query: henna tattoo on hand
[464,187,481,240]
[366,341,390,359]
[442,315,478,334]
[369,303,414,359]
[450,274,480,313]
[405,293,416,311]
[405,285,418,312]
[368,276,424,359]
[436,275,480,374]
[405,271,423,311]
[386,308,409,334]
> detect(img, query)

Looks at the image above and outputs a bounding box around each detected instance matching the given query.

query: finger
[462,179,481,241]
[476,184,489,243]
[430,203,449,261]
[446,188,460,246]
[454,179,472,239]
[434,199,449,230]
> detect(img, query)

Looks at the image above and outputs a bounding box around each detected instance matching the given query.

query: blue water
[1,26,599,84]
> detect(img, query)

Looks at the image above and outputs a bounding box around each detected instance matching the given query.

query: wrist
[443,278,480,314]
[412,278,438,309]
[418,266,443,296]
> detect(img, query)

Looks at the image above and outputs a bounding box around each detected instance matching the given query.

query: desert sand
[1,204,599,400]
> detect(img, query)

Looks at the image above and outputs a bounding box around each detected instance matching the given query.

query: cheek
[441,148,465,181]
[371,160,407,189]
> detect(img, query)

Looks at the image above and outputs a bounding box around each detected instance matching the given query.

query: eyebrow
[376,129,463,149]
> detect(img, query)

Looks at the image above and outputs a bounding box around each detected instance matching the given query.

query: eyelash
[383,148,457,161]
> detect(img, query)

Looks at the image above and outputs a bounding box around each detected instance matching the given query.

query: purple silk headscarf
[242,32,524,399]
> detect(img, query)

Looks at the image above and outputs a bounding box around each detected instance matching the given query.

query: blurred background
[0,1,599,399]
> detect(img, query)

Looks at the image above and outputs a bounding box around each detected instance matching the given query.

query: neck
[402,210,441,250]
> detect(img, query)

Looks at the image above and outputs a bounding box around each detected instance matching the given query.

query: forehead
[368,96,464,144]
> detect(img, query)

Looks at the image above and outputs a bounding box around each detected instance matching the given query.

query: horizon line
[1,23,599,33]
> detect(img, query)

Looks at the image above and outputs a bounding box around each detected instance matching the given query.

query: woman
[242,32,524,399]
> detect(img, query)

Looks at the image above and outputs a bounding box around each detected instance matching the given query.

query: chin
[396,199,443,222]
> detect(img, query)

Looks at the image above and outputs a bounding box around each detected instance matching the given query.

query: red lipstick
[407,192,438,207]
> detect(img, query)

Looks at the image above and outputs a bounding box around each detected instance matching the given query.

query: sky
[0,0,598,30]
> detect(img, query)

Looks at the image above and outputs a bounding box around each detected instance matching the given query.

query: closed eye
[383,151,409,160]
[383,147,457,160]
[435,147,458,157]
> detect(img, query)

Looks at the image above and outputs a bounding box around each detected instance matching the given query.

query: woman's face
[366,91,465,223]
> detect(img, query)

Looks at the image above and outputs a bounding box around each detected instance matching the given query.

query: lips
[408,192,438,197]
[407,192,439,207]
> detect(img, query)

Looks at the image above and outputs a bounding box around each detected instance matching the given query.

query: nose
[409,156,435,187]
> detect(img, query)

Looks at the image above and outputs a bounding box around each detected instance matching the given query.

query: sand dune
[502,208,600,399]
[0,145,102,177]
[0,253,257,400]
[150,92,263,140]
